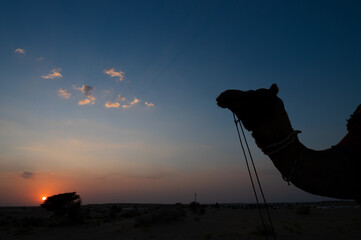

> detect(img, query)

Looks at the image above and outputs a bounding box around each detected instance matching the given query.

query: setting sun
[42,196,47,201]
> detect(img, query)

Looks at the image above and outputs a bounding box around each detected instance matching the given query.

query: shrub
[41,192,83,224]
[213,203,220,209]
[189,201,206,215]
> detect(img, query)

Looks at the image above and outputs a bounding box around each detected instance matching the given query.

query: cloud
[117,94,126,102]
[20,171,34,179]
[122,98,140,109]
[73,84,94,97]
[88,96,96,102]
[14,48,25,54]
[78,99,91,105]
[145,102,155,107]
[57,88,71,99]
[78,96,96,105]
[105,101,120,108]
[130,98,140,105]
[104,68,125,81]
[36,57,44,61]
[105,94,125,109]
[73,84,96,105]
[42,68,62,79]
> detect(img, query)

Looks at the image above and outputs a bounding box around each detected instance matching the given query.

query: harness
[260,130,302,156]
[256,130,302,185]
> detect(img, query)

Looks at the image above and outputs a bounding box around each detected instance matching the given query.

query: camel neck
[250,108,294,151]
[259,130,302,156]
[248,106,302,182]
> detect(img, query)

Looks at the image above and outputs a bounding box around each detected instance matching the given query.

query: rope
[261,130,301,156]
[233,113,277,240]
[282,146,300,185]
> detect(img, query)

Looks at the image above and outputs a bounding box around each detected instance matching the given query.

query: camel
[217,84,361,204]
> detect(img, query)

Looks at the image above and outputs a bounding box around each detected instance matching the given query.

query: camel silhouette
[217,84,361,204]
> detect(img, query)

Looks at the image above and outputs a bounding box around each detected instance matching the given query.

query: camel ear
[269,84,278,95]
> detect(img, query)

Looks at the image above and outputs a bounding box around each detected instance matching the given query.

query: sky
[0,0,360,206]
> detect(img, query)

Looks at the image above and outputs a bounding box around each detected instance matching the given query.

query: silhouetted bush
[189,201,206,215]
[212,203,221,209]
[40,192,83,223]
[175,203,183,208]
[189,201,199,213]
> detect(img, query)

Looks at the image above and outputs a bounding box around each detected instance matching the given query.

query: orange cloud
[57,89,71,99]
[104,68,124,81]
[145,102,154,107]
[117,94,126,101]
[73,85,96,105]
[14,48,25,54]
[78,99,91,105]
[88,96,96,103]
[105,101,120,108]
[78,96,96,105]
[42,68,62,79]
[122,98,140,109]
[132,98,140,105]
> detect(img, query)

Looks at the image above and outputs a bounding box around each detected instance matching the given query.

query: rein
[233,113,277,240]
[232,112,302,239]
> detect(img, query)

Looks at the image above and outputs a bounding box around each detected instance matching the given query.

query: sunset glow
[1,1,361,206]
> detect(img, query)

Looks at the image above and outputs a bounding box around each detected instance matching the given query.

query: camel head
[217,84,281,131]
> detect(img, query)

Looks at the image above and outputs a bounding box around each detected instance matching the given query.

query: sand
[0,203,360,240]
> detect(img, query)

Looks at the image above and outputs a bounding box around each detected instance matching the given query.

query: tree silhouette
[41,192,82,222]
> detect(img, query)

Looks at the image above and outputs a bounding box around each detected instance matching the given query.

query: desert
[1,201,360,240]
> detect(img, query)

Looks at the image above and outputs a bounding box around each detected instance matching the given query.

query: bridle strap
[260,130,301,156]
[258,130,301,185]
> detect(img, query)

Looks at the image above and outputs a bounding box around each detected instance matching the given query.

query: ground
[0,202,360,240]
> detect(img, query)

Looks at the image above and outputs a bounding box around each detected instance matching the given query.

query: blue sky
[0,0,360,205]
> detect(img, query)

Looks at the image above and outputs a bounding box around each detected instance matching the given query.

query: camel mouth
[216,96,227,108]
[217,89,243,109]
[216,100,224,108]
[217,102,227,109]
